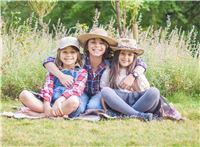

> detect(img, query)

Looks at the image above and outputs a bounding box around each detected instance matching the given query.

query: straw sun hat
[111,38,144,55]
[78,28,117,47]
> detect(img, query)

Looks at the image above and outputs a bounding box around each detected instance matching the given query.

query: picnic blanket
[0,102,185,122]
[0,107,115,122]
[0,107,153,122]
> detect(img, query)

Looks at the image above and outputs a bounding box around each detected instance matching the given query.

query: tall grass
[139,26,200,97]
[1,18,200,99]
[2,19,55,99]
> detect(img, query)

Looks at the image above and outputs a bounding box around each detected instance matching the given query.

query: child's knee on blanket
[65,96,80,110]
[19,90,31,102]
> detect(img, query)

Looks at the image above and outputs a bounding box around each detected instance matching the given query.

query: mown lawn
[1,96,200,146]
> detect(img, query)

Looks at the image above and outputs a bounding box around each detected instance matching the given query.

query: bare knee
[19,90,30,102]
[67,96,80,109]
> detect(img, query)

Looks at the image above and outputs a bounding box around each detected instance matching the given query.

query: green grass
[1,94,200,146]
[1,11,199,147]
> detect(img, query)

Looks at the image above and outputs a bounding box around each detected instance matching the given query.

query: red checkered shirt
[39,68,87,102]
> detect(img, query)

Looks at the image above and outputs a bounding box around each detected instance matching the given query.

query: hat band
[117,45,137,50]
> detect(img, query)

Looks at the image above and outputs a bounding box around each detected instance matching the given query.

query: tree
[1,1,199,39]
[112,0,143,40]
[28,0,57,27]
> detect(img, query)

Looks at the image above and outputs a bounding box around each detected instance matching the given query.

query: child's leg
[101,87,140,115]
[101,87,153,121]
[68,93,89,118]
[132,87,160,113]
[86,92,103,110]
[60,96,80,115]
[19,90,44,113]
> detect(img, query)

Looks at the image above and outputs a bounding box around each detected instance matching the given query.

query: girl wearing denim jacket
[19,37,87,117]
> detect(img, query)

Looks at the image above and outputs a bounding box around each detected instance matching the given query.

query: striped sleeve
[61,69,87,99]
[39,72,54,102]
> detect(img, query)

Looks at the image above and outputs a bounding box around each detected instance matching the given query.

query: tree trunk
[116,0,122,37]
[132,22,138,42]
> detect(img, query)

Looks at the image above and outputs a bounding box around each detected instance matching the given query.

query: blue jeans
[101,87,160,115]
[68,93,89,118]
[86,92,103,110]
[69,92,103,117]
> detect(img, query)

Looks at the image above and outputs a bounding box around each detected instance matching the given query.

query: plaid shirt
[43,56,147,96]
[39,68,87,102]
[83,55,108,96]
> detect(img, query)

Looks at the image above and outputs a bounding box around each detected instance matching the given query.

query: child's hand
[44,101,53,117]
[52,96,65,116]
[119,74,135,90]
[58,74,74,87]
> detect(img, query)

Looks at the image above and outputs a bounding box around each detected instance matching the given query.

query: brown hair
[55,46,83,68]
[109,50,137,89]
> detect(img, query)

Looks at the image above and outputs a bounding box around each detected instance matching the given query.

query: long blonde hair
[55,46,83,68]
[109,50,137,89]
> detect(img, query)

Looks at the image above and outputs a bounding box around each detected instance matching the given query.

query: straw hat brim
[111,47,144,56]
[78,34,118,47]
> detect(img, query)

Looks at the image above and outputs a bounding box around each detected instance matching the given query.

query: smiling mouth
[121,60,129,62]
[92,49,102,51]
[64,59,74,61]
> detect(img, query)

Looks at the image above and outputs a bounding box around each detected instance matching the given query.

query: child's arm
[134,58,147,72]
[100,68,110,112]
[39,72,55,116]
[40,72,54,103]
[100,67,110,88]
[119,58,146,90]
[52,96,66,116]
[43,101,52,117]
[61,69,88,99]
[43,57,74,87]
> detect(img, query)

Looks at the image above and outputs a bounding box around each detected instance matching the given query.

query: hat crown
[88,28,109,37]
[110,38,144,56]
[118,38,138,49]
[59,37,80,50]
[78,27,117,46]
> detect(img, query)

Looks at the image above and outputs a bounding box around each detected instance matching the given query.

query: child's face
[60,47,78,68]
[87,38,107,57]
[119,50,135,68]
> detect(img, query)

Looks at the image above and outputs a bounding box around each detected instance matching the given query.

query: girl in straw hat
[19,37,87,118]
[100,38,162,121]
[43,28,147,116]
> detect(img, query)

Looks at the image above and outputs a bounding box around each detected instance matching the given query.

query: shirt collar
[84,54,107,71]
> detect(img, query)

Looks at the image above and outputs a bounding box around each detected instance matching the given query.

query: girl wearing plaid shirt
[43,28,147,116]
[19,37,87,117]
